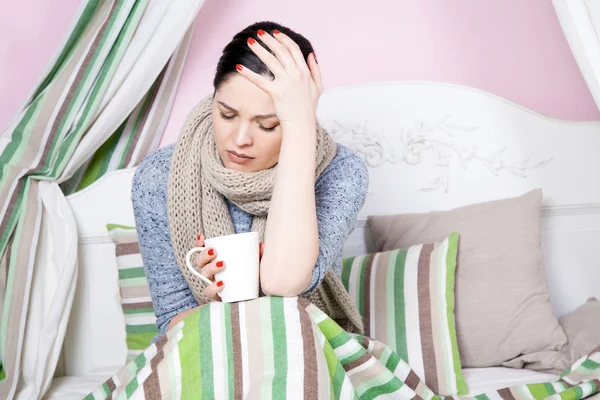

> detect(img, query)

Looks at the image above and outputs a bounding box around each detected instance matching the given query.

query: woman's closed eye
[259,124,278,132]
[219,111,278,132]
[219,112,236,121]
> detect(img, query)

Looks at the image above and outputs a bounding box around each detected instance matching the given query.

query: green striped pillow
[107,224,159,363]
[342,232,467,396]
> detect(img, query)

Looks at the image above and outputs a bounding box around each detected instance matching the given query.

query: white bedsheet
[43,368,559,399]
[463,367,558,395]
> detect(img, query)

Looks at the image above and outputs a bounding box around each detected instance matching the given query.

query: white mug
[185,232,259,303]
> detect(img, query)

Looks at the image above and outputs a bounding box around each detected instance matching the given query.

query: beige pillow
[560,297,600,362]
[503,297,600,373]
[368,189,568,367]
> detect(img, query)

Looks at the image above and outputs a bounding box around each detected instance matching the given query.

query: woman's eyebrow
[217,101,237,112]
[217,101,276,120]
[254,113,277,120]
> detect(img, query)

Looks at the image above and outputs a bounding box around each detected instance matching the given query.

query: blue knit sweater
[131,143,368,335]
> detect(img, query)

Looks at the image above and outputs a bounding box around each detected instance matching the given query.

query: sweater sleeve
[131,146,198,336]
[303,146,369,293]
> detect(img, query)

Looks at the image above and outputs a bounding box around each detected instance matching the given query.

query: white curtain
[552,0,600,111]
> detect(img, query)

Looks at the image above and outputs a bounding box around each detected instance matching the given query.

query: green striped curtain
[60,48,183,194]
[0,0,199,397]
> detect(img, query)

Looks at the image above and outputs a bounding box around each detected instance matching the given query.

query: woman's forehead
[215,75,274,115]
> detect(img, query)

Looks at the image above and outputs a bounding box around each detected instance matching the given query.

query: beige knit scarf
[166,95,363,334]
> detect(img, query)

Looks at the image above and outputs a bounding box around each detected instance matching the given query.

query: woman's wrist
[279,124,317,166]
[280,119,318,146]
[280,113,316,133]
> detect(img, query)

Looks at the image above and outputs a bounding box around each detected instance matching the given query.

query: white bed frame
[55,81,600,385]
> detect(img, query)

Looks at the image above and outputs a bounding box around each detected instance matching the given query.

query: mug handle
[185,247,213,286]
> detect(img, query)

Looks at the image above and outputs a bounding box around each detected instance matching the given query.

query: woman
[132,21,368,339]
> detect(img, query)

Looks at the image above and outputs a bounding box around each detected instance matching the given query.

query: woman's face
[212,74,282,172]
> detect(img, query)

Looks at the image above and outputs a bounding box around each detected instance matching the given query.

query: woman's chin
[226,164,250,172]
[221,159,256,172]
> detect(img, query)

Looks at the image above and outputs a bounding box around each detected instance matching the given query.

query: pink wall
[0,0,83,131]
[1,0,598,147]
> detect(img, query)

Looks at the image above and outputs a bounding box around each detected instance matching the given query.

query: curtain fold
[16,181,78,400]
[552,0,600,111]
[0,1,203,398]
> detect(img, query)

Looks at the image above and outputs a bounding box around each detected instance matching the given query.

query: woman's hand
[193,234,224,300]
[236,29,321,130]
[192,234,266,301]
[168,239,264,331]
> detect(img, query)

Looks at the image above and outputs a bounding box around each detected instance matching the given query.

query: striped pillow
[341,232,467,396]
[106,224,159,362]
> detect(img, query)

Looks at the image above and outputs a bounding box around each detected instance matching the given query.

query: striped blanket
[86,297,600,400]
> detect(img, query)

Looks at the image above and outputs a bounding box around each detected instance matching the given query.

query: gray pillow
[368,189,568,367]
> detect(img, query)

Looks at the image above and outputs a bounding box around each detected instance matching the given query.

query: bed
[44,81,600,399]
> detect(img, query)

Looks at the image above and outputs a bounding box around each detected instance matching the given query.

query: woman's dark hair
[213,21,314,90]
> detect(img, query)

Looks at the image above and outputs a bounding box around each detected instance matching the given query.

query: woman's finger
[246,36,285,77]
[235,63,273,94]
[256,29,297,72]
[195,233,205,248]
[204,280,224,299]
[271,30,310,75]
[195,246,216,269]
[307,53,322,93]
[200,259,225,280]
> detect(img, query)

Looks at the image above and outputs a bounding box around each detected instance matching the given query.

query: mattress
[44,376,106,399]
[462,367,558,395]
[44,368,558,398]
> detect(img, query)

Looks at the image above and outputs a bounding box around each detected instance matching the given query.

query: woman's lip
[228,150,252,158]
[226,150,254,165]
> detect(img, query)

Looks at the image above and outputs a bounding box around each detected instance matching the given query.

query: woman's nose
[233,126,253,147]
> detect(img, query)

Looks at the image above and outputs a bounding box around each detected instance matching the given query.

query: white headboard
[59,81,600,379]
[316,81,600,318]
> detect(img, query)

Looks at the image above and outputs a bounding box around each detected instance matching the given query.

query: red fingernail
[217,281,224,287]
[216,261,224,268]
[236,64,243,72]
[208,249,215,256]
[247,37,256,45]
[257,29,266,36]
[197,234,201,241]
[273,30,280,35]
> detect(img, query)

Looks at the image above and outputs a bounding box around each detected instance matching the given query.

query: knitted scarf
[166,95,363,334]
